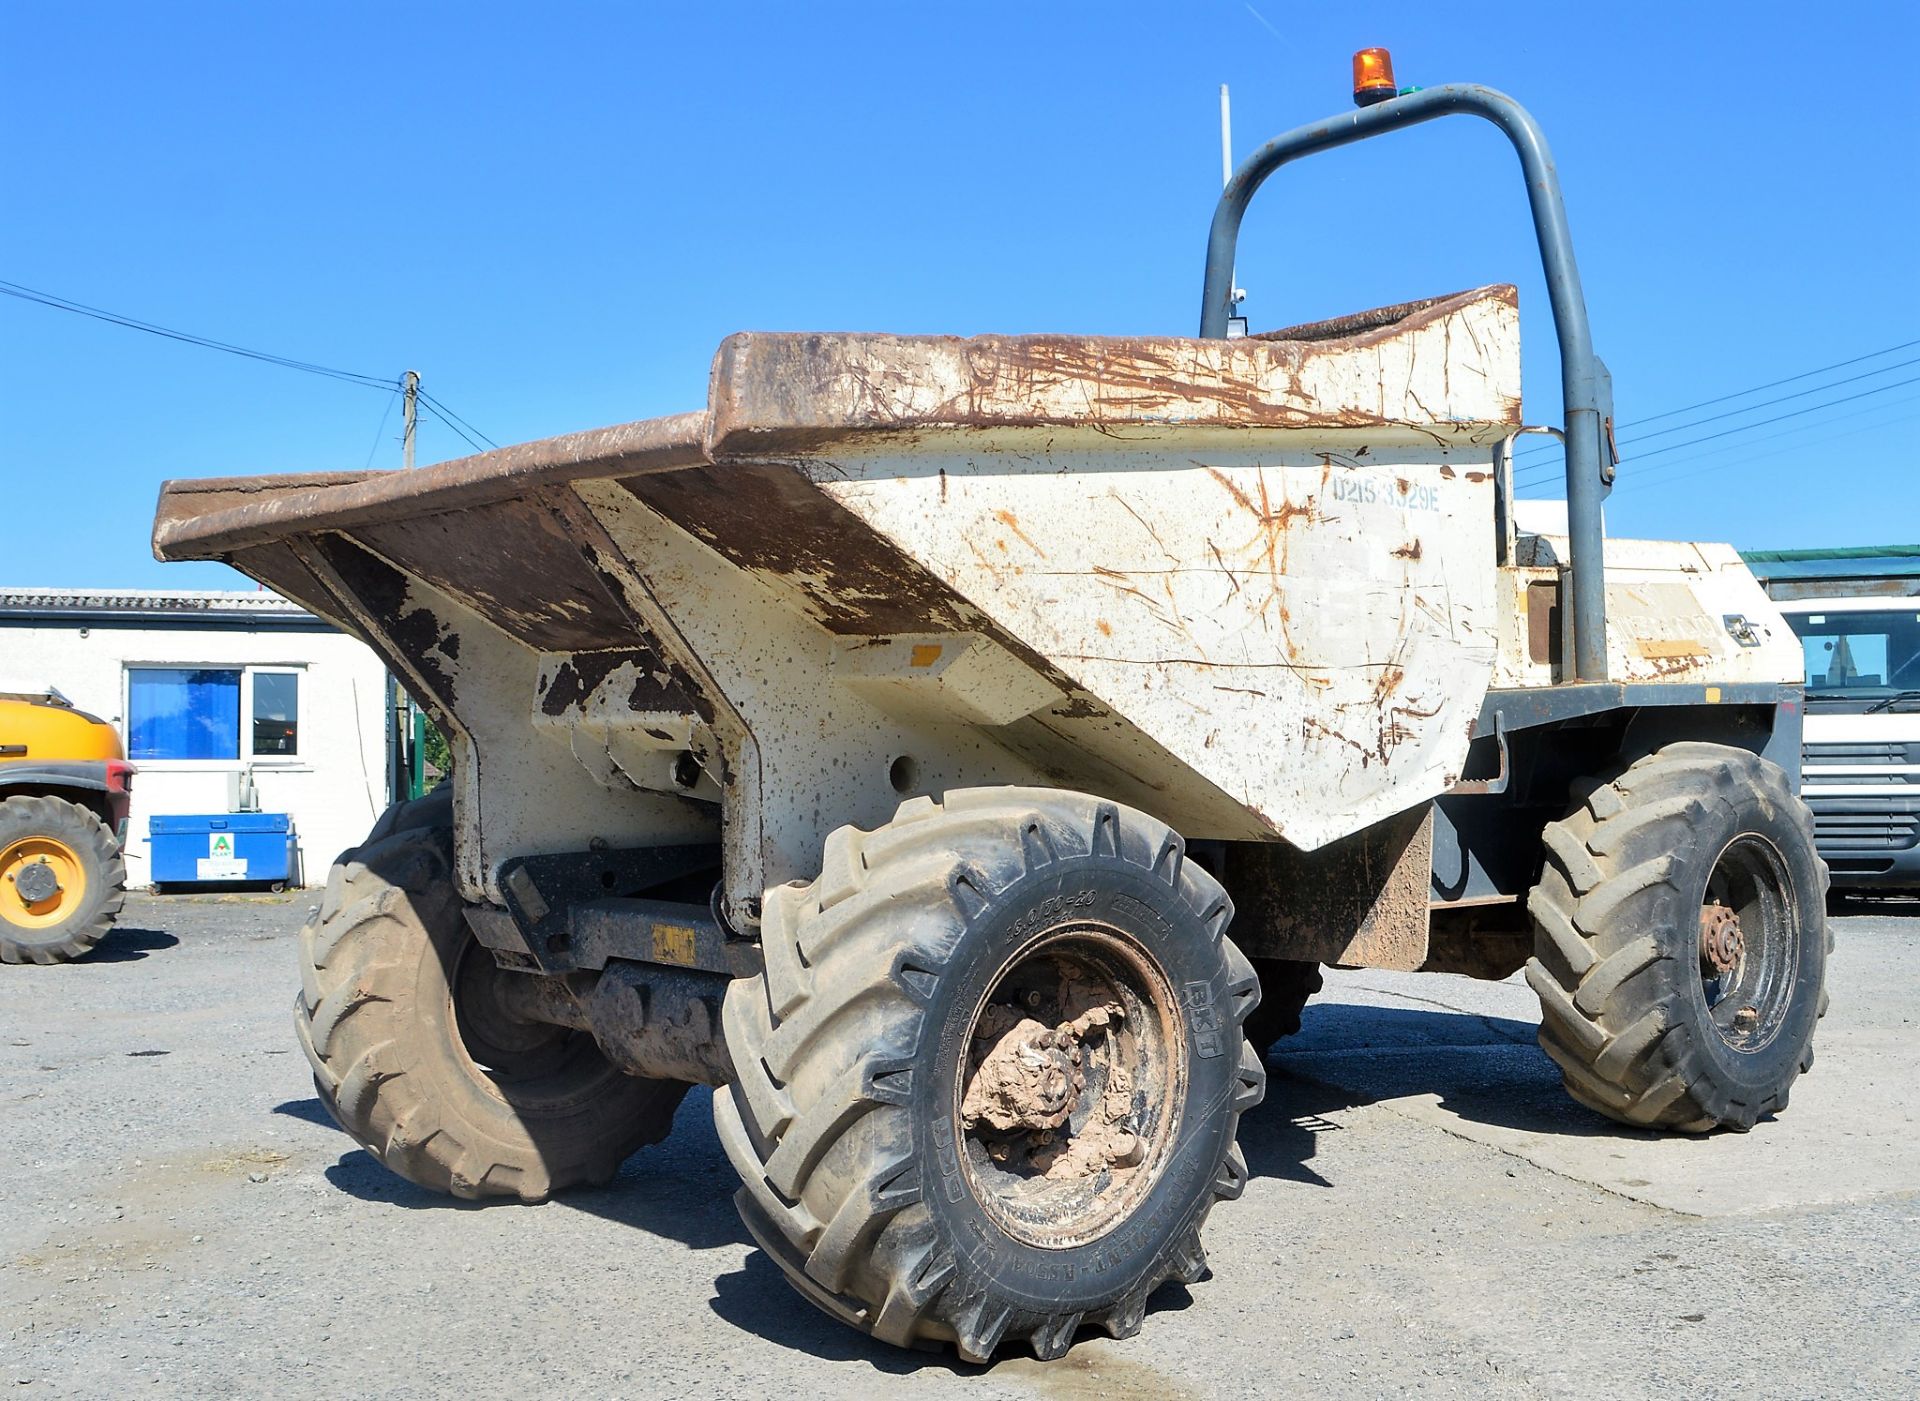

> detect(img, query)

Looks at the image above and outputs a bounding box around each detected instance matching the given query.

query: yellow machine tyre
[0,794,125,965]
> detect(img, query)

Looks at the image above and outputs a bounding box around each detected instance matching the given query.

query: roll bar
[1199,83,1612,682]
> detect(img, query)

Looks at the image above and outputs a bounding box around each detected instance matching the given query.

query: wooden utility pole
[401,369,420,469]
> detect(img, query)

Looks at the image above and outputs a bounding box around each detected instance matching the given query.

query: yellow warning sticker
[652,922,699,967]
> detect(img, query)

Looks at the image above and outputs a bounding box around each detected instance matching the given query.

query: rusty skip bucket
[153,285,1522,921]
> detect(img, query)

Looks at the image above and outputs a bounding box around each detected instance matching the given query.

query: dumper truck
[150,54,1828,1363]
[0,691,133,963]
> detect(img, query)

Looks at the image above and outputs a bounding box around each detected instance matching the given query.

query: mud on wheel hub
[1698,902,1745,977]
[956,926,1184,1250]
[1697,835,1801,1053]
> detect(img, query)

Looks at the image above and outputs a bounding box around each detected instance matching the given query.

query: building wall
[0,618,390,887]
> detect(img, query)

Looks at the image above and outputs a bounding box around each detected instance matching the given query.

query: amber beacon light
[1352,47,1397,106]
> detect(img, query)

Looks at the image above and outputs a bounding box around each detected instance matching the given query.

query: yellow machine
[0,692,133,963]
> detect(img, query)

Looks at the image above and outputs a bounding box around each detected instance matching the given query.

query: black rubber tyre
[296,792,687,1200]
[1526,742,1830,1132]
[1243,958,1323,1053]
[715,787,1264,1363]
[0,795,126,965]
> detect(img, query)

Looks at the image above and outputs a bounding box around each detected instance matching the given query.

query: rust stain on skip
[992,509,1048,558]
[1205,466,1317,657]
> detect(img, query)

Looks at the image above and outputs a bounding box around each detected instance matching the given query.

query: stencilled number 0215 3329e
[1330,474,1439,512]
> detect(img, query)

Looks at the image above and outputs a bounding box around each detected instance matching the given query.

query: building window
[252,671,300,756]
[126,666,304,763]
[128,668,241,760]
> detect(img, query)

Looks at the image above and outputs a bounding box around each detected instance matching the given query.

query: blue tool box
[148,812,296,886]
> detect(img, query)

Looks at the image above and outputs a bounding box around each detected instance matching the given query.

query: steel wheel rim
[0,835,87,929]
[448,935,595,1103]
[1697,833,1801,1053]
[954,923,1186,1250]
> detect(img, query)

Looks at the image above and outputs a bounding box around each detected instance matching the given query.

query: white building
[0,588,393,888]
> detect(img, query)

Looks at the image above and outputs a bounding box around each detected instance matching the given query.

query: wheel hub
[963,1009,1089,1133]
[450,938,579,1080]
[955,929,1179,1248]
[1699,902,1744,977]
[0,835,86,928]
[14,859,61,905]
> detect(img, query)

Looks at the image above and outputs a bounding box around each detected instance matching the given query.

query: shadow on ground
[1270,1001,1671,1147]
[283,1000,1671,1368]
[80,926,179,963]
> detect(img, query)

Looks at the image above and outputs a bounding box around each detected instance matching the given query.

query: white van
[1773,594,1920,892]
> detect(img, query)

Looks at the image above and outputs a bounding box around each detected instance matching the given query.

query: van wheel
[715,787,1263,1362]
[1526,743,1829,1132]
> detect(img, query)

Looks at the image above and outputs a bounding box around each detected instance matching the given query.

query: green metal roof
[1741,546,1920,582]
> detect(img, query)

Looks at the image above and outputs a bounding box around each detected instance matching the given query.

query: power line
[417,389,497,450]
[1513,336,1920,461]
[1621,401,1920,493]
[1515,373,1920,489]
[1512,379,1920,495]
[0,275,496,455]
[1516,380,1920,491]
[0,278,392,391]
[361,392,398,471]
[1612,335,1920,429]
[1515,353,1918,483]
[1523,390,1920,495]
[417,397,489,456]
[1614,356,1920,448]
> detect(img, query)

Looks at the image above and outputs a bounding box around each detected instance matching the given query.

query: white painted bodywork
[1493,518,1802,692]
[811,440,1499,848]
[1777,596,1920,799]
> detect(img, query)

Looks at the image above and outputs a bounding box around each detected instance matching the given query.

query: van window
[1786,611,1920,697]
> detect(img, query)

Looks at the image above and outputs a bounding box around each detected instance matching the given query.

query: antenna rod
[1220,84,1233,188]
[1219,86,1244,326]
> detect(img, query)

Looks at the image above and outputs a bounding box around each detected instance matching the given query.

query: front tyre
[715,788,1264,1363]
[0,795,125,965]
[296,795,687,1200]
[1526,742,1829,1132]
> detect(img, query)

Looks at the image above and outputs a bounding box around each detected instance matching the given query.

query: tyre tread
[1527,743,1827,1134]
[717,786,1260,1360]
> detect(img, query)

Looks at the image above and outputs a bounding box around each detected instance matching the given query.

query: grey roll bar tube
[1200,83,1610,683]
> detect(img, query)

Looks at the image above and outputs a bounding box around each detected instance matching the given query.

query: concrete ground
[2,892,1915,1399]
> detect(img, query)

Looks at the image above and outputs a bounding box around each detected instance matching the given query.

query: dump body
[152,284,1797,927]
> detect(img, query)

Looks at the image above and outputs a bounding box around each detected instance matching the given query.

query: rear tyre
[0,795,125,965]
[715,787,1264,1363]
[296,793,687,1200]
[1243,958,1322,1053]
[1526,743,1829,1132]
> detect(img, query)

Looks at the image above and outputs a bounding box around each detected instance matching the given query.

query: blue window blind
[128,668,241,760]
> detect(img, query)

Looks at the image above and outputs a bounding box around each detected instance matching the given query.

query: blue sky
[4,3,1916,591]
